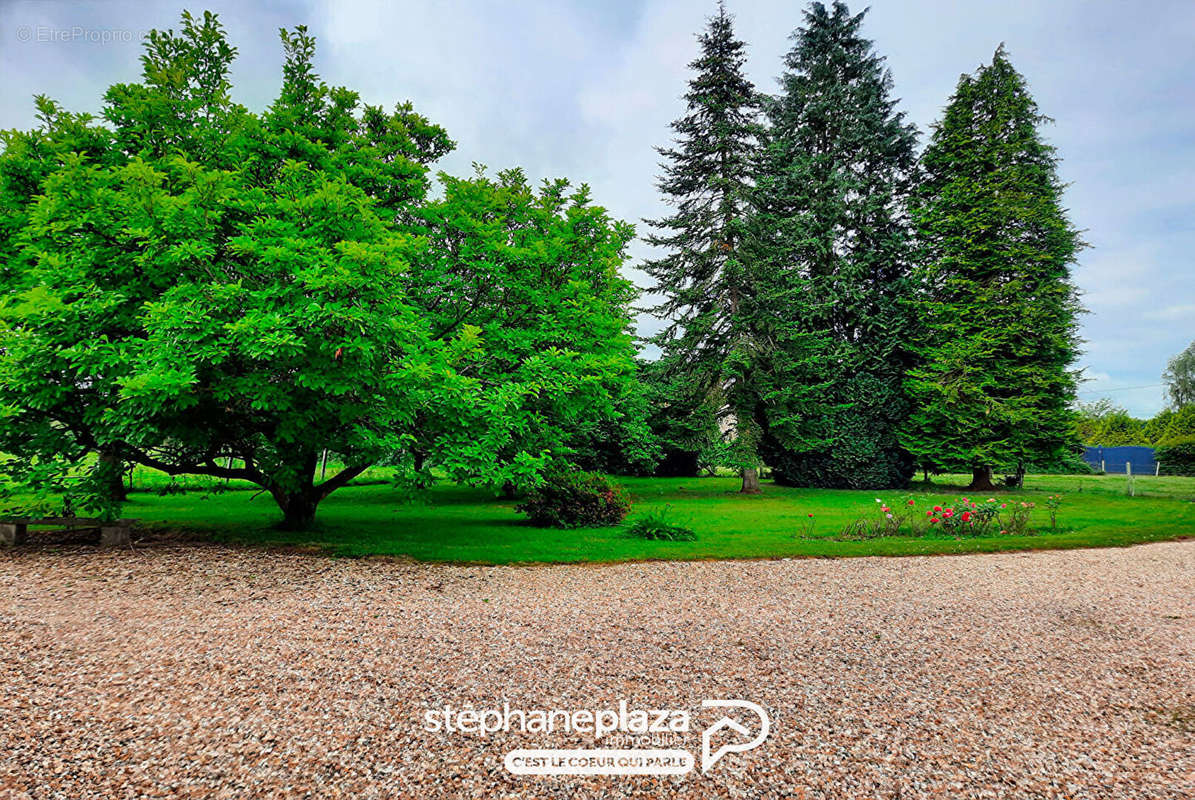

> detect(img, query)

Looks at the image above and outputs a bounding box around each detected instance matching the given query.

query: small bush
[837,496,926,539]
[517,471,631,528]
[1156,436,1195,476]
[626,505,696,541]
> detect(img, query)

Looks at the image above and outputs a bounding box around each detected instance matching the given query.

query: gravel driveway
[1,540,1193,799]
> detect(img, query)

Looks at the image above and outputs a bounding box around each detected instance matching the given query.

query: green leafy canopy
[0,12,640,527]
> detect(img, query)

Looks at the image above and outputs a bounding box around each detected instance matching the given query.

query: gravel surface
[1,540,1193,799]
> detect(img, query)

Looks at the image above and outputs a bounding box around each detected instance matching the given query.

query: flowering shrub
[1045,494,1063,529]
[517,471,631,528]
[835,494,1058,540]
[998,501,1036,536]
[926,497,995,536]
[837,496,924,539]
[874,497,922,536]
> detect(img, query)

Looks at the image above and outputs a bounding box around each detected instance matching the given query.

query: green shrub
[760,415,916,490]
[1156,436,1195,477]
[626,506,696,541]
[516,471,631,528]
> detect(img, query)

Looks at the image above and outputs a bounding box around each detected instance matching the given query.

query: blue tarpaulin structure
[1083,446,1156,474]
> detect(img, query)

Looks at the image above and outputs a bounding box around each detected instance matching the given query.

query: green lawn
[117,472,1195,563]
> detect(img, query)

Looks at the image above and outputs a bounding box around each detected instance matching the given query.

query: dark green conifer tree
[643,3,765,492]
[903,46,1084,490]
[751,1,918,489]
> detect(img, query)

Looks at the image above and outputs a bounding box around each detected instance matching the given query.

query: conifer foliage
[751,1,919,489]
[902,47,1084,490]
[642,3,765,492]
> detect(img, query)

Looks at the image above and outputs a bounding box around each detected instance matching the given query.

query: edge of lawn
[140,522,1195,566]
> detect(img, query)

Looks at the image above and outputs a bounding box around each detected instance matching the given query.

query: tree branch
[125,446,264,484]
[315,463,371,500]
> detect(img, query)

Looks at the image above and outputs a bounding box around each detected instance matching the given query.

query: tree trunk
[967,466,996,491]
[275,489,319,531]
[98,448,128,502]
[501,480,518,500]
[268,456,372,530]
[740,468,761,494]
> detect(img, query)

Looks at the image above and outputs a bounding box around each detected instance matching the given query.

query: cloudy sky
[2,0,1192,416]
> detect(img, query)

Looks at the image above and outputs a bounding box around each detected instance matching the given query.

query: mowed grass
[119,471,1195,563]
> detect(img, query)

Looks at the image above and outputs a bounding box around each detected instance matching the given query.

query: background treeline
[1065,341,1195,479]
[1076,401,1195,448]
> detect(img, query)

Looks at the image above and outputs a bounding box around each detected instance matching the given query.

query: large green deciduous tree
[0,13,639,528]
[404,167,645,484]
[642,3,767,493]
[903,46,1084,490]
[1163,342,1195,410]
[751,1,918,489]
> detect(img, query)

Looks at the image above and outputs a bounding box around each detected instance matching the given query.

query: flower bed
[824,495,1059,541]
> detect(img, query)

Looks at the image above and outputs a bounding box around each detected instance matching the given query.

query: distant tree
[1075,399,1114,444]
[1098,414,1148,446]
[1163,342,1195,409]
[1157,405,1195,443]
[0,14,638,528]
[642,3,768,492]
[1143,408,1175,445]
[750,1,918,489]
[902,46,1084,490]
[1074,400,1147,446]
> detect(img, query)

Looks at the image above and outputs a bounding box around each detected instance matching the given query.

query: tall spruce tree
[643,3,764,492]
[751,1,919,489]
[903,46,1083,490]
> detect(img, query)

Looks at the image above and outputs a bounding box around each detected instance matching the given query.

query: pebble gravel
[1,539,1193,799]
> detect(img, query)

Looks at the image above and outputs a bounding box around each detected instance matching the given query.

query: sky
[2,0,1192,417]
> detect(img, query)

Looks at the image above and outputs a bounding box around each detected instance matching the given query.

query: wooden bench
[0,517,137,548]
